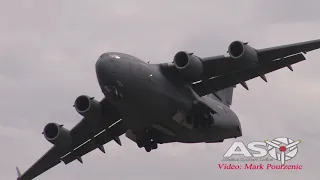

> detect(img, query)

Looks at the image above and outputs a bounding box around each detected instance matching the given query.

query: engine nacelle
[173,51,203,80]
[43,123,72,148]
[228,41,259,68]
[74,95,102,119]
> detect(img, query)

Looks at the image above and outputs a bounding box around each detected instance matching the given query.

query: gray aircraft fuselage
[95,52,242,144]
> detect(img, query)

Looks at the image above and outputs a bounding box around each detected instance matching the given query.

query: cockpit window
[109,54,121,59]
[98,53,121,59]
[98,53,108,59]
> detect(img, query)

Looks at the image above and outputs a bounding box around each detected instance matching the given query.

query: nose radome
[95,55,115,88]
[95,55,109,87]
[95,56,105,75]
[95,54,113,75]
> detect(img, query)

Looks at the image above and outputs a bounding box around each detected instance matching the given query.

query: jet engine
[173,51,203,81]
[43,123,72,148]
[74,95,102,119]
[228,41,259,68]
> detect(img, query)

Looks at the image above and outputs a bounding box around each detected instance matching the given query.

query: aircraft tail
[210,86,235,107]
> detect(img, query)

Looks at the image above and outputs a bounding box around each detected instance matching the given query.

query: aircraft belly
[160,97,242,143]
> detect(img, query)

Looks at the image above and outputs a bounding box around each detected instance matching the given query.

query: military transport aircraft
[16,39,320,179]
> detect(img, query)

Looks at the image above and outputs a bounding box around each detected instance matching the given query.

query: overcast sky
[1,0,319,179]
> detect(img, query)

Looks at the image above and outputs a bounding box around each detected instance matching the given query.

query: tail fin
[210,86,235,107]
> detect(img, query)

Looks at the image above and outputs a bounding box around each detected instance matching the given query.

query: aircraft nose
[95,55,114,87]
[95,56,105,74]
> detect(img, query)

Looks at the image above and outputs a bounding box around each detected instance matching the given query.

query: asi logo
[223,137,301,165]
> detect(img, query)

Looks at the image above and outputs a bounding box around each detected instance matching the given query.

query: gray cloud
[1,0,319,179]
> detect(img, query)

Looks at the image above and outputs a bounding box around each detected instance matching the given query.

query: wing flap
[192,53,306,96]
[61,119,127,164]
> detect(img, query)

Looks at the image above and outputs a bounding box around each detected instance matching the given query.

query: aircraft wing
[198,39,320,79]
[61,119,126,164]
[192,53,305,96]
[160,39,320,96]
[17,98,126,180]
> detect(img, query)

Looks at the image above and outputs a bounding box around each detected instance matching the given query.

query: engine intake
[74,95,102,119]
[228,41,258,68]
[43,123,72,148]
[173,51,203,80]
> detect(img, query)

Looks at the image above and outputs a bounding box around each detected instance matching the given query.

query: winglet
[16,167,21,179]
